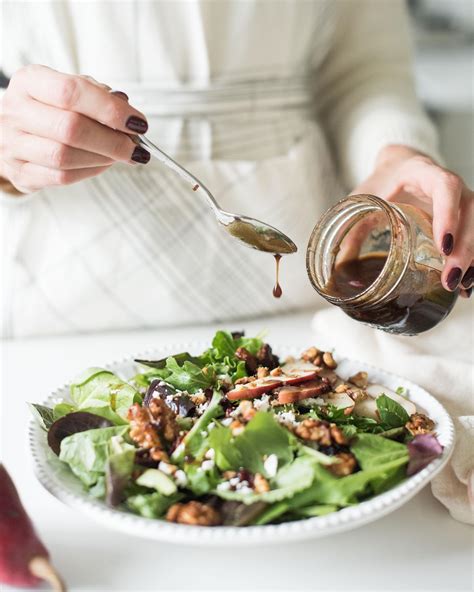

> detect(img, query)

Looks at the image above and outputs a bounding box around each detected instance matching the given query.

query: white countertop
[1,312,472,592]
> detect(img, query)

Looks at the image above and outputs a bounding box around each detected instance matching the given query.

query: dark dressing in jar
[306,195,459,335]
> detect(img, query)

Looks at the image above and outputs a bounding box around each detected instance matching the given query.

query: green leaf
[70,368,140,422]
[351,433,409,470]
[105,440,136,506]
[294,504,338,518]
[208,425,243,471]
[59,425,129,487]
[184,463,220,495]
[233,412,296,474]
[53,402,76,420]
[29,403,55,430]
[376,394,410,429]
[126,492,182,519]
[162,357,216,393]
[171,391,223,463]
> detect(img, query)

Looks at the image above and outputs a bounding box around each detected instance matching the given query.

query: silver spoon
[137,135,297,254]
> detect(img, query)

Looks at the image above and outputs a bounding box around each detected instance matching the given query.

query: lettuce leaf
[161,357,216,393]
[126,492,183,519]
[351,433,409,470]
[70,368,141,423]
[59,425,129,487]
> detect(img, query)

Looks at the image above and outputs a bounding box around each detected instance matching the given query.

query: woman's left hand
[352,145,473,298]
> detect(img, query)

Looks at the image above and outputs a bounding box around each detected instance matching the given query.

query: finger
[442,192,474,291]
[10,97,150,164]
[12,64,148,134]
[461,265,474,290]
[397,158,462,256]
[8,160,112,193]
[459,288,472,299]
[110,90,129,102]
[80,75,112,91]
[6,131,114,170]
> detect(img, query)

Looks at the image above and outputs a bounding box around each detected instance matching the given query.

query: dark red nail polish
[466,287,472,298]
[126,116,148,133]
[112,90,129,101]
[442,233,454,256]
[461,266,474,289]
[131,146,150,164]
[446,267,462,291]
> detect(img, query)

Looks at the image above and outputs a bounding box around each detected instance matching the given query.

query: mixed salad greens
[30,331,443,527]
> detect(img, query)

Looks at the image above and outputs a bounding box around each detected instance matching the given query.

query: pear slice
[354,384,416,419]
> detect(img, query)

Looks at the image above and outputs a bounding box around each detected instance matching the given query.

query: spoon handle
[137,135,221,214]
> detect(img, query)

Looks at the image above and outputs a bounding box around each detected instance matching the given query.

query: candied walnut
[346,387,368,404]
[257,366,270,379]
[301,346,320,363]
[127,400,179,461]
[230,420,246,435]
[190,392,207,405]
[322,352,337,369]
[254,473,270,493]
[237,400,257,422]
[335,383,349,393]
[234,375,254,385]
[327,452,357,476]
[349,371,368,388]
[256,343,280,369]
[405,413,435,436]
[235,347,258,374]
[223,470,237,479]
[330,424,347,445]
[166,501,221,526]
[295,419,347,447]
[270,366,283,377]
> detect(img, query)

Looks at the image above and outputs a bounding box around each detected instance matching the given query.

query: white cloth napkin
[311,298,474,525]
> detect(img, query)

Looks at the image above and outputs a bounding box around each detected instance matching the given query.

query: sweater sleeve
[316,0,441,189]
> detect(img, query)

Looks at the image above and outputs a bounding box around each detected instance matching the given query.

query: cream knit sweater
[0,0,440,337]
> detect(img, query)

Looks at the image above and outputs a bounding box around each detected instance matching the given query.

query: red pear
[0,464,65,590]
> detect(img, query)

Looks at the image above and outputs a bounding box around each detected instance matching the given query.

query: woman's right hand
[0,64,151,194]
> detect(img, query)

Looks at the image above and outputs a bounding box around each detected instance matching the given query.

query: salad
[30,331,443,527]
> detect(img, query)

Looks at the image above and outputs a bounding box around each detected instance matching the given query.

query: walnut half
[166,501,221,526]
[405,413,435,436]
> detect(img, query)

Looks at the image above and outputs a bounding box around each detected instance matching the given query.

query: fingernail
[131,146,150,164]
[461,266,474,289]
[466,287,473,298]
[442,233,454,256]
[446,267,462,291]
[112,90,129,101]
[126,116,148,133]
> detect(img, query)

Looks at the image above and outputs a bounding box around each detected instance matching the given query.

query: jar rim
[306,194,411,306]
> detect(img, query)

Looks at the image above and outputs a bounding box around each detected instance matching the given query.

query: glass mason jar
[306,194,458,335]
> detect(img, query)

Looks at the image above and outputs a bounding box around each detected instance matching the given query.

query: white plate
[29,342,455,545]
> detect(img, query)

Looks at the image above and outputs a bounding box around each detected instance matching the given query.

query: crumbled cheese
[263,454,278,478]
[205,448,215,460]
[207,421,216,432]
[197,402,210,415]
[313,397,324,405]
[221,417,233,427]
[229,477,240,487]
[201,459,215,472]
[217,481,231,492]
[174,470,188,487]
[253,395,270,412]
[235,480,249,490]
[158,461,175,475]
[278,411,297,425]
[236,485,253,495]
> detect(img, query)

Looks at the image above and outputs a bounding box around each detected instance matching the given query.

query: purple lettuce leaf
[407,434,443,476]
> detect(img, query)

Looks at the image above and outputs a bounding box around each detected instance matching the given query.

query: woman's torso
[1,0,345,337]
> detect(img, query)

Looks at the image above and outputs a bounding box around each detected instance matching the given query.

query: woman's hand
[0,65,151,194]
[352,145,474,298]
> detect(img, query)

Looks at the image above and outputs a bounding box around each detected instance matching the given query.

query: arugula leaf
[59,425,129,487]
[29,403,55,430]
[376,394,410,429]
[70,368,141,422]
[126,492,183,519]
[161,357,216,393]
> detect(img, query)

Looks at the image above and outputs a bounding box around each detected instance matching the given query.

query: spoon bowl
[137,135,297,255]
